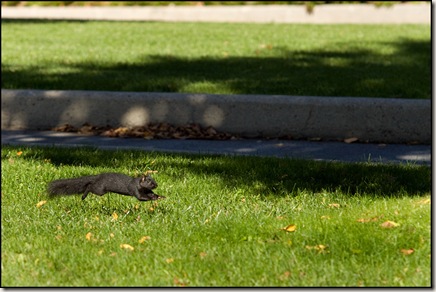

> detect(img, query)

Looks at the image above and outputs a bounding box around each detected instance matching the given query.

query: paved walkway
[1,3,430,24]
[1,130,431,165]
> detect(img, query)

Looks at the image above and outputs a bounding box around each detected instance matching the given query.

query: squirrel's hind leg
[82,183,107,200]
[82,191,89,200]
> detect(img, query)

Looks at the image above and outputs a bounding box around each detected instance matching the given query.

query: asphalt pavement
[1,130,431,165]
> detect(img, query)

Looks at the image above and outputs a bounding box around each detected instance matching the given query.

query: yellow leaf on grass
[279,271,292,281]
[166,258,174,263]
[315,244,327,251]
[120,244,134,251]
[16,151,23,156]
[381,221,400,228]
[357,216,379,223]
[173,277,188,287]
[344,137,359,144]
[282,224,297,232]
[36,200,47,208]
[328,203,340,208]
[306,244,328,253]
[400,248,414,255]
[417,198,431,205]
[85,232,92,241]
[145,170,158,175]
[139,236,151,243]
[112,212,118,221]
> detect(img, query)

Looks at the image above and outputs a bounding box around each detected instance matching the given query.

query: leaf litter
[52,122,377,143]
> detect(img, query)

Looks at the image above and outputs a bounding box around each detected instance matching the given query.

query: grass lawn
[1,145,431,287]
[1,20,430,99]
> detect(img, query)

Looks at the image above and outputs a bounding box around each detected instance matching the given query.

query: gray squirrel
[48,173,165,201]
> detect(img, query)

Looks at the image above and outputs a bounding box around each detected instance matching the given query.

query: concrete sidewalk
[1,3,430,24]
[1,130,431,165]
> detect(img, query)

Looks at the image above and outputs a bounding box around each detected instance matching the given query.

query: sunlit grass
[1,145,431,287]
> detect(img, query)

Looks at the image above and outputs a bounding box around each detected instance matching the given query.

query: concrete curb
[0,4,430,24]
[1,89,430,144]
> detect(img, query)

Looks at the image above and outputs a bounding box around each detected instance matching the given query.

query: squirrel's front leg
[136,189,165,201]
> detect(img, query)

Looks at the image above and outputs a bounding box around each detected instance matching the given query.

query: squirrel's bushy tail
[48,177,94,197]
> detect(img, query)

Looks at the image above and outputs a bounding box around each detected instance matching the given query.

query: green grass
[1,145,431,287]
[1,20,430,98]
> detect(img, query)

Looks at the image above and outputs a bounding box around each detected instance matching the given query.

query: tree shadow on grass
[164,153,431,198]
[1,33,430,99]
[12,146,431,199]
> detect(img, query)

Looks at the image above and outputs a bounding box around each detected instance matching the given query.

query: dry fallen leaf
[381,221,400,228]
[328,203,340,208]
[145,170,158,175]
[315,244,327,251]
[139,236,151,243]
[85,232,92,241]
[306,244,328,253]
[357,216,381,223]
[120,244,134,251]
[16,151,23,156]
[417,198,431,205]
[282,224,297,232]
[173,277,188,287]
[166,258,174,263]
[400,248,414,255]
[279,271,292,281]
[36,200,47,208]
[112,212,118,221]
[344,137,359,144]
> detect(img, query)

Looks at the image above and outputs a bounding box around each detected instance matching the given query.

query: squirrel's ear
[140,176,145,182]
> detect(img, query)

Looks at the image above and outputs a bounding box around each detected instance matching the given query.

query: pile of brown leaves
[52,123,238,140]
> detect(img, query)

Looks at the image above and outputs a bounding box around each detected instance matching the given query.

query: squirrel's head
[140,174,158,189]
